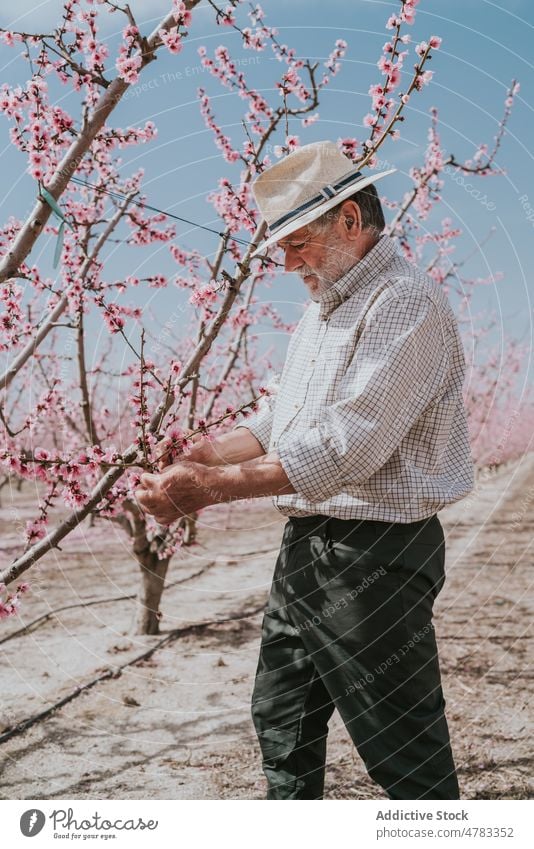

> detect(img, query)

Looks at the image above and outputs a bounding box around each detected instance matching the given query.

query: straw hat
[250,140,396,258]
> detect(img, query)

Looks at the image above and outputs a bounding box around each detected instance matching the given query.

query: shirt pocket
[314,334,356,388]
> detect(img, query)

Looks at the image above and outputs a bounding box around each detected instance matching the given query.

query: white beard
[297,235,359,301]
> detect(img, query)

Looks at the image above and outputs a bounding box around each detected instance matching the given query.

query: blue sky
[0,0,532,385]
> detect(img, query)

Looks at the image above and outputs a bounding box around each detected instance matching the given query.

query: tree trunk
[132,549,170,635]
[130,512,170,635]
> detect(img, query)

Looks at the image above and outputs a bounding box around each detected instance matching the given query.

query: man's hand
[135,447,297,525]
[135,460,219,525]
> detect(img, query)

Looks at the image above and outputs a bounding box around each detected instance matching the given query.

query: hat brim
[250,168,396,259]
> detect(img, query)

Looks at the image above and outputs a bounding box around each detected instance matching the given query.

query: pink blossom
[25,518,47,543]
[0,579,29,620]
[249,4,265,25]
[302,112,319,127]
[377,56,393,75]
[146,274,167,288]
[338,137,359,160]
[116,53,142,84]
[414,70,434,90]
[189,284,218,310]
[388,67,401,88]
[170,245,190,265]
[0,601,14,619]
[286,134,300,150]
[62,482,89,509]
[274,135,300,158]
[198,87,241,163]
[415,41,429,58]
[401,0,419,25]
[219,5,236,26]
[324,39,347,75]
[429,36,442,50]
[1,30,22,46]
[173,1,192,27]
[231,306,255,329]
[158,27,183,55]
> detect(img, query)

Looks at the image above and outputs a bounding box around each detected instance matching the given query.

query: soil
[0,456,532,800]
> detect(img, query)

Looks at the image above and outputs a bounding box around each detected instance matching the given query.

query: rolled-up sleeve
[232,371,281,453]
[276,291,450,502]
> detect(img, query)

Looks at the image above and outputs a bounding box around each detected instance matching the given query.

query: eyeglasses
[276,232,316,253]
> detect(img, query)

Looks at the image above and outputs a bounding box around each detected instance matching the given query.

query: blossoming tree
[0,0,523,632]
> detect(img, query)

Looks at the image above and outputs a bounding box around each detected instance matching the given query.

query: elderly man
[136,141,474,800]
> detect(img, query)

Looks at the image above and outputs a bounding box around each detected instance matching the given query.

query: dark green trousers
[251,513,459,800]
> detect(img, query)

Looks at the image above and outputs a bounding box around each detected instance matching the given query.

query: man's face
[276,220,357,301]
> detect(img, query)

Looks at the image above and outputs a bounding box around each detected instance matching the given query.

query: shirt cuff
[277,427,342,502]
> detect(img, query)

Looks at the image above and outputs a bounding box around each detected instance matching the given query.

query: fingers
[134,462,202,525]
[134,487,150,514]
[134,492,172,525]
[139,472,156,489]
[134,490,181,526]
[157,438,175,471]
[135,473,155,514]
[135,470,184,524]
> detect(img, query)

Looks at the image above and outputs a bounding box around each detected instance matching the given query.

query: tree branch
[0,0,202,285]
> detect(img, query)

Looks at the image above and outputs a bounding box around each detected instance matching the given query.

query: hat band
[270,168,363,233]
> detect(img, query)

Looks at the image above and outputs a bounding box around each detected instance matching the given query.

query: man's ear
[339,200,362,239]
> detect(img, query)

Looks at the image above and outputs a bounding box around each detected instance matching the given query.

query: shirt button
[294,403,300,410]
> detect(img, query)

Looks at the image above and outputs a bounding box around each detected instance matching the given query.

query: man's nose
[284,246,303,273]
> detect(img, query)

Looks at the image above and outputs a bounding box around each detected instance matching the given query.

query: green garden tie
[39,186,74,269]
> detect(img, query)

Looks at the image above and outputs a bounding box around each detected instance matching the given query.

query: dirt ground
[0,455,533,800]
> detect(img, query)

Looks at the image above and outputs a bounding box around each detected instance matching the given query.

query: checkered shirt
[235,233,475,522]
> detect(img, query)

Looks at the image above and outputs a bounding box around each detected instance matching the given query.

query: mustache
[297,265,319,279]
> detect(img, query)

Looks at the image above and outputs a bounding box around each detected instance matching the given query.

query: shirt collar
[317,233,400,321]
